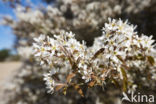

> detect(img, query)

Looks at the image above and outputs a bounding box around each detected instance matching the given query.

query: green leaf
[120,67,128,92]
[92,48,105,59]
[63,87,67,95]
[147,56,155,66]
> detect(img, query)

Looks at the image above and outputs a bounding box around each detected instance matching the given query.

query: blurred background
[0,0,156,104]
[0,0,47,60]
[0,0,47,91]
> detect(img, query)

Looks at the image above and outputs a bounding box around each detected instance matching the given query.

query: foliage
[0,49,10,61]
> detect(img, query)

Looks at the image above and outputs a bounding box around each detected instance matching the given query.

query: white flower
[34,34,45,43]
[43,72,55,94]
[82,69,92,83]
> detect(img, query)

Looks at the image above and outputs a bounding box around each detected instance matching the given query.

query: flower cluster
[33,18,156,95]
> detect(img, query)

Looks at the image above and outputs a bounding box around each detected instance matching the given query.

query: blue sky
[0,0,47,52]
[0,0,16,50]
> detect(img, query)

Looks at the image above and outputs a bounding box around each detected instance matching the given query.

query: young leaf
[63,87,67,95]
[92,48,105,59]
[120,67,128,92]
[55,84,66,91]
[147,56,155,66]
[74,84,84,97]
[67,73,75,83]
[117,55,124,62]
[88,81,95,87]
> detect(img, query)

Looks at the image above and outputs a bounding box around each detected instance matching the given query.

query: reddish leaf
[117,55,124,62]
[92,48,105,59]
[55,84,66,91]
[74,85,84,97]
[67,73,75,83]
[88,81,95,87]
